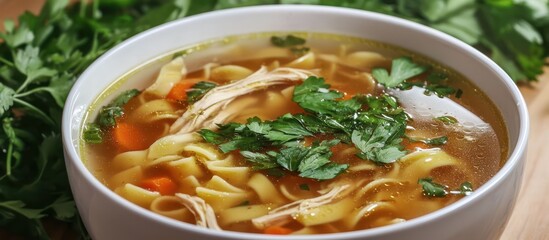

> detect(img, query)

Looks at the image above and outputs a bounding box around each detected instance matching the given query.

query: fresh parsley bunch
[0,0,211,239]
[221,0,549,82]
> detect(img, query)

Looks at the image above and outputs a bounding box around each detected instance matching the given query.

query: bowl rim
[62,4,530,239]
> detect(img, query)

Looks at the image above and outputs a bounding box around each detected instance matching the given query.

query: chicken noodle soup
[81,33,508,234]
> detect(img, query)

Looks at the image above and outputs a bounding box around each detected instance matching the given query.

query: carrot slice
[263,226,293,235]
[139,177,178,195]
[166,79,200,101]
[113,122,148,151]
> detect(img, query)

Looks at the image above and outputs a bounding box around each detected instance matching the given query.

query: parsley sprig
[373,57,463,98]
[0,1,209,238]
[373,57,428,88]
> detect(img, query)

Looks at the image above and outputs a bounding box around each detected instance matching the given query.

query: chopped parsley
[377,58,462,98]
[241,140,348,180]
[419,178,474,197]
[82,124,103,144]
[418,178,448,197]
[200,76,409,179]
[271,34,310,55]
[293,76,361,116]
[422,136,448,145]
[97,89,140,128]
[412,72,463,98]
[186,81,217,103]
[290,47,310,55]
[435,116,458,125]
[424,84,460,98]
[83,89,140,143]
[457,182,474,196]
[270,35,306,47]
[407,136,448,146]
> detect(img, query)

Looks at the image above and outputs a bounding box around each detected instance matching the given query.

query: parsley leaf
[82,89,140,144]
[355,94,407,126]
[418,178,448,197]
[407,136,448,146]
[200,114,316,152]
[48,195,77,221]
[97,106,123,127]
[0,83,15,116]
[270,114,312,135]
[271,35,306,47]
[110,89,140,107]
[0,201,45,220]
[435,116,458,125]
[398,71,462,98]
[239,151,278,170]
[245,140,348,180]
[419,178,475,197]
[271,35,310,56]
[351,123,407,164]
[296,140,339,173]
[198,129,227,145]
[82,124,103,144]
[187,81,217,103]
[423,72,460,98]
[478,2,546,81]
[219,135,265,153]
[275,145,309,172]
[424,85,458,98]
[0,20,34,48]
[290,46,310,55]
[458,181,474,196]
[372,57,428,88]
[96,89,140,128]
[300,162,349,180]
[293,76,361,116]
[423,136,448,145]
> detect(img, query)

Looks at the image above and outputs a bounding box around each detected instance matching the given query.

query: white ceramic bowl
[62,5,529,240]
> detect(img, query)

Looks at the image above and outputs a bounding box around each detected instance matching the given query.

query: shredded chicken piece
[169,66,314,134]
[175,193,221,230]
[251,185,350,229]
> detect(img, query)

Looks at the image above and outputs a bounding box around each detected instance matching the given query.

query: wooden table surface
[502,67,549,240]
[1,1,548,239]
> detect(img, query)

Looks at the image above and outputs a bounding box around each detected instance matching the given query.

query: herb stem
[13,98,55,126]
[15,76,32,94]
[14,87,48,98]
[92,0,100,19]
[79,0,87,18]
[0,56,14,67]
[5,142,13,176]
